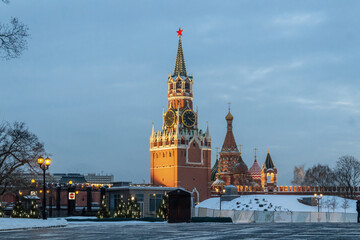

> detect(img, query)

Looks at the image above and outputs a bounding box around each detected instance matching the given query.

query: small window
[135,194,144,202]
[185,82,190,90]
[149,194,163,212]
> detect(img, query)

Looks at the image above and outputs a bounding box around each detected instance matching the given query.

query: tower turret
[261,149,277,192]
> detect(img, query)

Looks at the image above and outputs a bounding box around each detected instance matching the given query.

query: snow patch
[0,218,67,231]
[197,195,357,213]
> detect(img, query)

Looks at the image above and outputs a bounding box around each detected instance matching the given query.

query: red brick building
[213,108,278,192]
[150,30,211,202]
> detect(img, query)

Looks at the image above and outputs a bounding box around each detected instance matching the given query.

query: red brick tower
[150,29,211,202]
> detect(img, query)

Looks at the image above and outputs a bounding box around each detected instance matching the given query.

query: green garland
[0,202,5,218]
[156,193,168,220]
[125,196,141,219]
[113,197,126,218]
[28,200,40,218]
[11,198,28,218]
[96,196,111,219]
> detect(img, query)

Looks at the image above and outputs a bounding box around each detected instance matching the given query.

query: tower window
[185,82,190,91]
[176,80,182,89]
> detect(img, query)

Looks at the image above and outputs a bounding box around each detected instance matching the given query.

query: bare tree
[335,155,360,198]
[341,197,350,214]
[0,0,29,59]
[329,196,338,212]
[291,165,305,186]
[322,198,331,212]
[0,122,45,195]
[303,164,335,188]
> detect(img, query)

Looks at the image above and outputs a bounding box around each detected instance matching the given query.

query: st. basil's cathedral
[211,108,278,192]
[150,28,278,202]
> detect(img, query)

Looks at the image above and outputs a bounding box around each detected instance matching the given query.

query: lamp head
[37,157,44,165]
[44,157,51,166]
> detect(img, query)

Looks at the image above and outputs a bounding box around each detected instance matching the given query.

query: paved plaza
[2,222,360,239]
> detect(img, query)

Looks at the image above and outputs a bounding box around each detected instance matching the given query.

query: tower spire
[238,144,242,156]
[151,122,155,137]
[173,28,187,77]
[254,147,258,162]
[206,121,210,136]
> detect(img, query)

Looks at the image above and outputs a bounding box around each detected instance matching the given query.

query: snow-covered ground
[197,195,357,213]
[0,218,67,231]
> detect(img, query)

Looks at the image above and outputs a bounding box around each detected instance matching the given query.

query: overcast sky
[1,1,360,185]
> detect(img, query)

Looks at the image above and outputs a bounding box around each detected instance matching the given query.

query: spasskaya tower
[150,28,211,202]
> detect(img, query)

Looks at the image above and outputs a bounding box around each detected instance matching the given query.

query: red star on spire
[177,27,183,37]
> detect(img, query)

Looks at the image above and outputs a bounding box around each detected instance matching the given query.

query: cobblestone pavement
[2,222,360,239]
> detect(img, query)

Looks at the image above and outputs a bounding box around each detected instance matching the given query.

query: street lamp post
[37,157,51,220]
[314,193,323,222]
[211,177,226,218]
[215,187,226,217]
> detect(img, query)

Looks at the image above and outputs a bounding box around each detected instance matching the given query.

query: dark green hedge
[191,217,233,223]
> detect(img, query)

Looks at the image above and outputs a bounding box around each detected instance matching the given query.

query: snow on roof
[23,195,40,200]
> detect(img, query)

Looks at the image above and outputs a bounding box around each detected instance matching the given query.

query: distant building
[58,173,87,184]
[84,173,114,185]
[21,172,56,185]
[22,172,114,186]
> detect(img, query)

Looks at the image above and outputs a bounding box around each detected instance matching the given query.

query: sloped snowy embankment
[0,218,67,231]
[197,195,357,213]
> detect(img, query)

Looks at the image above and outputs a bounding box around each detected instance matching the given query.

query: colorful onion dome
[249,158,261,180]
[233,156,248,175]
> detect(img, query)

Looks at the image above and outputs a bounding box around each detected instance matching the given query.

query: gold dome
[225,111,233,121]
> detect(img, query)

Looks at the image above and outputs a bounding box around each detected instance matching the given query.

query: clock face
[182,109,196,128]
[164,110,176,127]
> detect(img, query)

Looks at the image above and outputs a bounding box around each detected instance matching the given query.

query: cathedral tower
[217,106,248,185]
[261,150,277,192]
[150,29,211,202]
